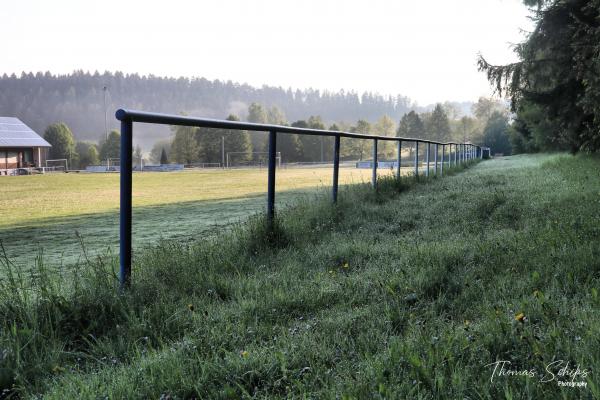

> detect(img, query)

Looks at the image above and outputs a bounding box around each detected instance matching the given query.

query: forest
[40,97,510,168]
[0,71,417,149]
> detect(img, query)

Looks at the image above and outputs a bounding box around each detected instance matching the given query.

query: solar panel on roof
[0,117,51,147]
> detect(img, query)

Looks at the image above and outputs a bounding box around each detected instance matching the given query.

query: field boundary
[115,109,488,289]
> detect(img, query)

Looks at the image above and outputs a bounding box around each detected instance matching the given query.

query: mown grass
[1,154,599,399]
[0,166,405,267]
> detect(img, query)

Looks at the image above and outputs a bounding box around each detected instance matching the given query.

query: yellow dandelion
[515,312,526,323]
[240,350,249,358]
[328,270,335,274]
[342,262,349,269]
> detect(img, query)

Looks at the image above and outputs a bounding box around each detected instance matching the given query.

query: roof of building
[0,117,51,148]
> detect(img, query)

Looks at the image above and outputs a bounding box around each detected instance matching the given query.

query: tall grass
[1,156,599,399]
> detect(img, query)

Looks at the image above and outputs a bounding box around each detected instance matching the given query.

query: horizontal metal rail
[116,108,486,290]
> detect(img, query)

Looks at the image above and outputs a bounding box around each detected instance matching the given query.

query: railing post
[396,140,402,180]
[414,141,419,178]
[440,144,444,175]
[332,135,340,202]
[425,143,430,177]
[267,130,277,222]
[372,138,378,188]
[434,143,438,175]
[454,144,457,165]
[119,118,133,290]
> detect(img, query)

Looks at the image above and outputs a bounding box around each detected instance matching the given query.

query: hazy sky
[2,0,533,105]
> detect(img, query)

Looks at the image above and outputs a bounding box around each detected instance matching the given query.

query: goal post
[226,152,281,168]
[45,159,68,172]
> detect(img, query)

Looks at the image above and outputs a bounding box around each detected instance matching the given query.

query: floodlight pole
[103,86,108,141]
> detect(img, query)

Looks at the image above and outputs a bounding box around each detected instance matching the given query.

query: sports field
[0,166,410,267]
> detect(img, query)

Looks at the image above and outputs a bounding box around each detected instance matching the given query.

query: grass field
[0,166,408,267]
[2,154,600,399]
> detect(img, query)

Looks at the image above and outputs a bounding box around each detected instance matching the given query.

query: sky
[1,0,534,105]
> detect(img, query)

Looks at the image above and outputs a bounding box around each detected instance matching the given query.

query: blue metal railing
[116,108,485,289]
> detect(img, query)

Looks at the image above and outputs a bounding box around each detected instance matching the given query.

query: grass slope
[1,154,599,399]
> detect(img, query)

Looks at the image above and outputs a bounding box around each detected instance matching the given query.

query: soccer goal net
[226,152,281,168]
[45,159,68,172]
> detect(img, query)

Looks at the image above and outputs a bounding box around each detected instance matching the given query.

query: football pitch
[0,166,406,267]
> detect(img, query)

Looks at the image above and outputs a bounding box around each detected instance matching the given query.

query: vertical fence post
[372,139,378,188]
[267,130,277,223]
[434,143,438,175]
[332,135,340,202]
[414,141,419,178]
[396,140,402,180]
[119,118,133,290]
[425,143,430,177]
[454,144,457,165]
[440,144,444,175]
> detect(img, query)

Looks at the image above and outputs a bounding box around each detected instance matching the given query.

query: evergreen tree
[483,112,512,155]
[197,127,223,164]
[160,148,168,164]
[478,0,600,152]
[397,111,425,139]
[150,139,171,164]
[425,104,451,141]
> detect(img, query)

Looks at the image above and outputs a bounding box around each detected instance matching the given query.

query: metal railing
[116,109,485,289]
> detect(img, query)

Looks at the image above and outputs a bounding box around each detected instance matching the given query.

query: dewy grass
[0,166,405,267]
[1,154,599,399]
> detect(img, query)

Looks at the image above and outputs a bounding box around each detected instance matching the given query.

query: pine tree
[425,104,451,142]
[397,111,425,139]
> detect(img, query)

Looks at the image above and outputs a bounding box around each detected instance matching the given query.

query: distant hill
[0,71,430,149]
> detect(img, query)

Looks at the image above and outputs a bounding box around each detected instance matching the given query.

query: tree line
[42,96,512,169]
[161,98,511,165]
[1,71,416,150]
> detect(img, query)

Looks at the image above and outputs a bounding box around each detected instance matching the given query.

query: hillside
[0,72,417,148]
[1,154,599,398]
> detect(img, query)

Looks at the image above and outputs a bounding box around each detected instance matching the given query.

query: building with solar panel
[0,117,51,175]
